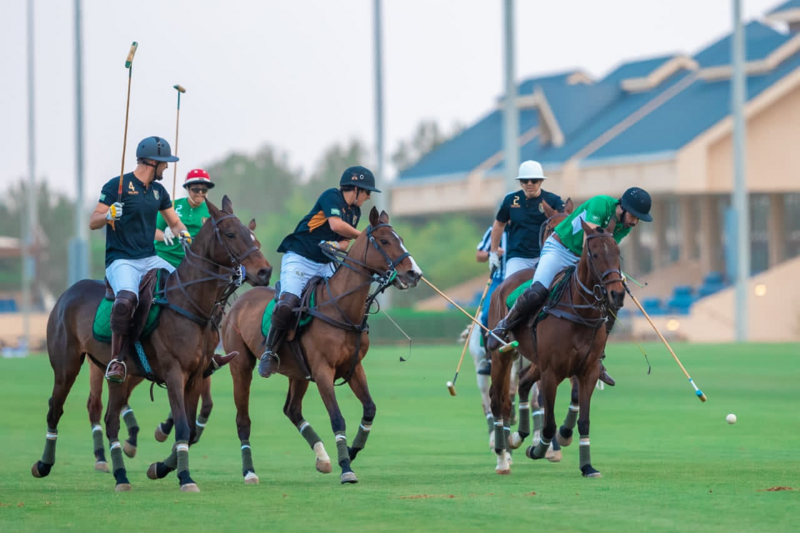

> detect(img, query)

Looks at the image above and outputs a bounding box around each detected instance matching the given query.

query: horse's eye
[592,253,598,259]
[226,233,235,239]
[380,239,390,245]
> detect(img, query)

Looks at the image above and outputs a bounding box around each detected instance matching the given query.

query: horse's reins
[157,213,260,327]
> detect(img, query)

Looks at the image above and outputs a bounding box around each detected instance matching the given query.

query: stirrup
[105,359,127,383]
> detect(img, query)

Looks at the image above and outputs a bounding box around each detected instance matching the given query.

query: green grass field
[1,342,799,532]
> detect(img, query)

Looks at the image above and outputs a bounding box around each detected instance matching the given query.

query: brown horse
[489,218,624,477]
[222,207,422,484]
[84,218,262,473]
[483,198,573,459]
[32,196,272,491]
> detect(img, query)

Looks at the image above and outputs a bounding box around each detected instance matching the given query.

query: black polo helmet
[339,165,381,193]
[136,136,179,163]
[620,187,653,222]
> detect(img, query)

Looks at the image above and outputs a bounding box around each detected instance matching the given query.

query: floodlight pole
[503,0,519,194]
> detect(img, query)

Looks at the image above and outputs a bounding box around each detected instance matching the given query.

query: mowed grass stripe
[1,343,798,532]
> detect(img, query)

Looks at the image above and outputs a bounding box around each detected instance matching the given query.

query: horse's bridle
[157,213,261,326]
[574,231,624,307]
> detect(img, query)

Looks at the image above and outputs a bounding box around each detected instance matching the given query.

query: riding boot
[258,293,301,379]
[476,357,492,375]
[486,282,549,352]
[106,290,138,383]
[598,352,615,387]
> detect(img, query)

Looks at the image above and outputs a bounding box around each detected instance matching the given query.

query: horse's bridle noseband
[579,232,624,303]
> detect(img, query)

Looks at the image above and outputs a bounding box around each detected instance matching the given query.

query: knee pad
[111,290,138,335]
[272,294,300,329]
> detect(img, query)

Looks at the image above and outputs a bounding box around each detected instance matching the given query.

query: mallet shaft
[450,278,493,396]
[172,84,185,207]
[421,276,517,353]
[625,285,707,402]
[114,41,137,230]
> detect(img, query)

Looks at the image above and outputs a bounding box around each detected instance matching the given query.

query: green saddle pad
[261,291,315,337]
[92,298,161,344]
[505,266,576,321]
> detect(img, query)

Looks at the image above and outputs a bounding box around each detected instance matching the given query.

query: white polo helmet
[516,160,547,180]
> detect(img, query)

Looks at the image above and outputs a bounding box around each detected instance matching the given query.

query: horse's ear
[248,218,257,231]
[206,199,221,219]
[369,206,380,227]
[605,215,617,234]
[565,198,574,214]
[221,195,233,214]
[541,200,555,218]
[580,218,594,234]
[379,210,390,225]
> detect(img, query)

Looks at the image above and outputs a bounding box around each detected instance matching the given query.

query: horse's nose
[407,269,421,285]
[610,289,624,308]
[257,267,272,286]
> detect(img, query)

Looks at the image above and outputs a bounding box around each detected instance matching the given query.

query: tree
[391,120,464,174]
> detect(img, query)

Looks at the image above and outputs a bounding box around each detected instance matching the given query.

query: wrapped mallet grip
[173,84,186,93]
[125,42,138,69]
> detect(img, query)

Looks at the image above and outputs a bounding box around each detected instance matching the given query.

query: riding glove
[105,202,123,221]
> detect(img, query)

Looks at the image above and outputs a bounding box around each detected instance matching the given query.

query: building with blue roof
[391,2,800,298]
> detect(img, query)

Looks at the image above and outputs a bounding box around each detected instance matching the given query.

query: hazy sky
[0,0,780,202]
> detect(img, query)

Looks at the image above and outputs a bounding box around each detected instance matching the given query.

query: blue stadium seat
[641,297,666,316]
[696,271,726,298]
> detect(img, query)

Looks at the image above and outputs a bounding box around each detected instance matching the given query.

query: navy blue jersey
[495,189,564,261]
[99,173,172,267]
[277,188,361,263]
[477,226,508,281]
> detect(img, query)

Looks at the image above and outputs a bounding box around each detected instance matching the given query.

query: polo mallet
[113,41,138,231]
[171,84,186,207]
[623,280,707,402]
[448,276,493,396]
[420,276,518,354]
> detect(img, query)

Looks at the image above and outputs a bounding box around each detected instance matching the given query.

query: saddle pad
[505,267,576,318]
[92,298,161,344]
[261,291,315,337]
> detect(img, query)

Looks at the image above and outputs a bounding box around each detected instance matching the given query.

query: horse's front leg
[526,370,557,460]
[284,377,332,474]
[164,369,199,491]
[87,363,109,472]
[556,377,581,447]
[577,362,602,478]
[104,383,131,491]
[345,364,375,463]
[315,367,357,484]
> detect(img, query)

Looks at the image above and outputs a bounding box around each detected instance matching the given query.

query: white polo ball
[446,381,453,388]
[726,413,737,424]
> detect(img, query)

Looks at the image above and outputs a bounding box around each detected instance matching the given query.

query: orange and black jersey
[277,188,361,263]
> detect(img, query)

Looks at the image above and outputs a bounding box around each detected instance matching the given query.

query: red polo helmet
[183,169,215,189]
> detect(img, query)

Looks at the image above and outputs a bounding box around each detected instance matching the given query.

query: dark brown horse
[222,207,422,484]
[489,217,624,477]
[84,218,262,473]
[32,196,272,491]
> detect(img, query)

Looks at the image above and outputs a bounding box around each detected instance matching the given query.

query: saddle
[104,269,161,342]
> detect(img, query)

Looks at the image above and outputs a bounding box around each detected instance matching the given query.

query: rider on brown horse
[89,136,191,383]
[257,166,381,378]
[488,187,654,382]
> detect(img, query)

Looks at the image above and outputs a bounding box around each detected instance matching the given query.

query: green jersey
[554,195,632,256]
[154,197,210,268]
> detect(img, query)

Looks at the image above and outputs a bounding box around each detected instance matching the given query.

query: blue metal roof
[398,12,800,182]
[602,54,678,84]
[693,21,790,68]
[768,0,800,15]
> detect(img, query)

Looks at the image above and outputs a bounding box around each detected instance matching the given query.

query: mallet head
[125,42,138,69]
[173,84,186,93]
[447,381,456,396]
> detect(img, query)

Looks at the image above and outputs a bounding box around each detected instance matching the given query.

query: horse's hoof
[146,463,158,480]
[123,441,137,458]
[508,432,523,450]
[545,449,562,463]
[244,471,259,485]
[115,483,132,492]
[581,465,602,478]
[495,467,511,475]
[316,459,332,474]
[340,472,358,484]
[95,461,110,473]
[154,425,169,443]
[180,483,200,492]
[556,434,572,447]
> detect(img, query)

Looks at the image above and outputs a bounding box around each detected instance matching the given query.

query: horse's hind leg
[88,363,109,473]
[556,377,580,448]
[510,363,538,449]
[315,367,358,484]
[346,364,375,464]
[230,346,259,484]
[104,384,132,490]
[526,371,558,461]
[32,346,82,479]
[121,376,143,458]
[284,377,331,474]
[468,327,493,434]
[155,412,174,442]
[192,377,213,445]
